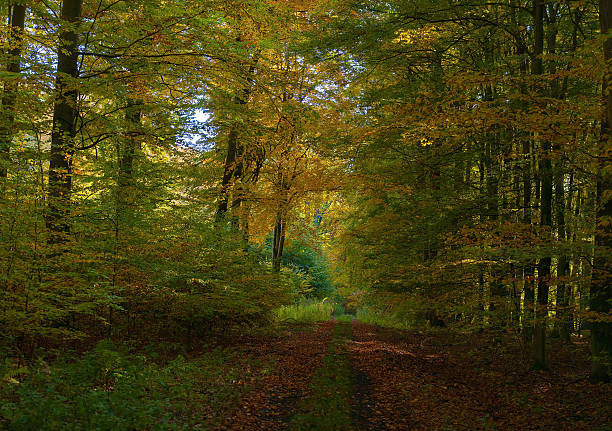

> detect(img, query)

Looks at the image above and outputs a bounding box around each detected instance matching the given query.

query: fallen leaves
[348,322,612,431]
[210,321,610,430]
[216,322,335,430]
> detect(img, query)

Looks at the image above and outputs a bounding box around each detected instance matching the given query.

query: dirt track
[218,321,611,431]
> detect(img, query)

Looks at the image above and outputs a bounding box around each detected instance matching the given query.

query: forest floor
[2,320,611,430]
[215,320,611,431]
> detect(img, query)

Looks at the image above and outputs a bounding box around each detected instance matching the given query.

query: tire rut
[350,362,383,431]
[216,321,335,431]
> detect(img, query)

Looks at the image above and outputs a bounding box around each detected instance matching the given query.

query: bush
[356,308,413,330]
[257,237,334,299]
[274,299,335,323]
[0,340,258,430]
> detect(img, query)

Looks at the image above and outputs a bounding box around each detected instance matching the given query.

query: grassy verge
[356,308,412,330]
[274,299,338,324]
[0,340,267,430]
[290,321,354,431]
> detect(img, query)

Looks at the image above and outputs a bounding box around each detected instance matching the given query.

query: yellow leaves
[392,24,445,47]
[419,138,433,147]
[2,367,28,386]
[398,130,433,147]
[392,30,415,45]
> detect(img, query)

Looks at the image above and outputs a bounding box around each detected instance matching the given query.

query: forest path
[217,321,610,431]
[217,321,336,430]
[348,322,496,430]
[347,322,611,430]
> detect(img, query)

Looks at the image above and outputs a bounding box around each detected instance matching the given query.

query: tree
[46,0,83,240]
[590,0,612,383]
[533,0,552,371]
[311,0,603,358]
[0,1,26,181]
[0,0,608,388]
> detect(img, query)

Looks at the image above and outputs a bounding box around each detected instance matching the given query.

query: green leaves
[0,341,262,430]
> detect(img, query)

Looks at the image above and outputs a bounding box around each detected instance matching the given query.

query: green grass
[0,340,266,430]
[355,308,412,330]
[336,314,354,324]
[274,299,335,324]
[290,322,354,430]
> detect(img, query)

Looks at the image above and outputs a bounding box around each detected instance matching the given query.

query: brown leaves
[349,322,611,431]
[217,322,335,430]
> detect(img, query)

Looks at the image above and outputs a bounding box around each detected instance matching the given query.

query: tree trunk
[216,127,239,221]
[272,213,286,273]
[543,3,572,343]
[590,0,612,383]
[554,157,571,342]
[47,0,83,241]
[485,140,499,222]
[535,151,552,367]
[0,3,26,180]
[216,54,258,224]
[515,26,536,343]
[522,136,535,344]
[533,0,551,370]
[571,185,581,335]
[117,98,142,221]
[229,143,245,229]
[484,133,506,323]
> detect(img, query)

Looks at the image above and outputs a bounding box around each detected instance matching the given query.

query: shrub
[0,340,258,430]
[356,308,413,330]
[274,299,335,324]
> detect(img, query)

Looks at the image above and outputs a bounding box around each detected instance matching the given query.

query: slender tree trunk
[111,97,142,333]
[271,165,291,273]
[229,143,245,229]
[571,186,581,335]
[543,4,572,343]
[117,98,142,220]
[533,141,540,210]
[523,136,535,344]
[0,3,26,180]
[515,28,536,343]
[47,0,83,241]
[485,140,499,222]
[535,143,552,369]
[484,133,506,323]
[425,144,441,261]
[532,0,551,370]
[479,153,486,222]
[272,211,286,273]
[216,127,239,220]
[590,0,612,383]
[554,157,571,342]
[513,144,521,214]
[240,197,251,251]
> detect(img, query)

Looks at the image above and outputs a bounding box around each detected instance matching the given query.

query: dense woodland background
[0,0,611,427]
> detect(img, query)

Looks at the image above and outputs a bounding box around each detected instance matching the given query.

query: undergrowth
[356,308,413,330]
[0,340,264,430]
[274,299,339,324]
